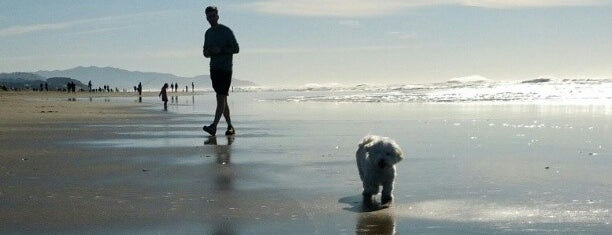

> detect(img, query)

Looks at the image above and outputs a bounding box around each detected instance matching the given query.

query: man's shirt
[204,24,239,71]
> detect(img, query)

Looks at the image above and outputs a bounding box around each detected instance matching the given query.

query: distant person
[88,80,92,92]
[44,83,48,91]
[170,83,174,92]
[159,83,169,110]
[175,82,179,93]
[202,6,239,136]
[192,82,195,92]
[137,82,142,96]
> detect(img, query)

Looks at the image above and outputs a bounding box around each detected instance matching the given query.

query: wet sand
[1,91,610,234]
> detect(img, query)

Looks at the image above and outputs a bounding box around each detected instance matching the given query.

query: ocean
[89,79,610,233]
[54,78,611,233]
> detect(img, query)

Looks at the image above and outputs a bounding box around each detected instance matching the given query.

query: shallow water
[23,92,612,233]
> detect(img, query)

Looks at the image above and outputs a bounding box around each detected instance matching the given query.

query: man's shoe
[203,125,217,136]
[225,126,235,136]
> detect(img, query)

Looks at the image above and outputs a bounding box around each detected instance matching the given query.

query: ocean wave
[521,78,551,83]
[253,78,612,103]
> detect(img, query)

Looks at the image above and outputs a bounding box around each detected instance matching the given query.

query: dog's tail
[356,136,376,182]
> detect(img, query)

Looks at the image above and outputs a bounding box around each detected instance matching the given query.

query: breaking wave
[251,78,612,104]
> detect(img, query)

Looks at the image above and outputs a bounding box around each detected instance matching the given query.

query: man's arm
[203,47,209,58]
[204,39,222,58]
[223,28,239,54]
[203,31,212,58]
[203,43,211,58]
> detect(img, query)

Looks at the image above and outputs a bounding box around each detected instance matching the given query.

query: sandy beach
[1,91,610,234]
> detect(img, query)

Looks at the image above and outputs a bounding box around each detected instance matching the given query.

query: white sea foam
[399,199,610,224]
[255,78,612,104]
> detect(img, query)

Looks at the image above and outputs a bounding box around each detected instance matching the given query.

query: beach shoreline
[1,91,609,234]
[0,91,204,233]
[0,91,158,124]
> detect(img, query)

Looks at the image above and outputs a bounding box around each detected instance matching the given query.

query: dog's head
[360,135,403,169]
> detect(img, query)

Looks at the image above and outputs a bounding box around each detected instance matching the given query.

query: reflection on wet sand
[356,211,396,235]
[339,195,397,234]
[205,136,235,191]
[204,135,237,233]
[212,219,236,235]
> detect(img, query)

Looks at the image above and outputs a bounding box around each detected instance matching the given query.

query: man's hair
[205,6,218,14]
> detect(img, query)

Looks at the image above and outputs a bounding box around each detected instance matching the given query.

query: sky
[0,0,610,86]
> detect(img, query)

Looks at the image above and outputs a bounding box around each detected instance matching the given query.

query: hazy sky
[1,0,610,86]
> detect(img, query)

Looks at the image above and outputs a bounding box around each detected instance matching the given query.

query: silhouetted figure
[202,6,239,136]
[67,82,75,92]
[192,82,195,92]
[137,82,142,96]
[170,83,174,92]
[88,80,92,92]
[159,83,169,110]
[44,83,48,91]
[174,82,178,93]
[186,85,188,92]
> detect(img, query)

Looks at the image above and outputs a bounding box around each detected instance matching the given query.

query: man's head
[205,6,219,26]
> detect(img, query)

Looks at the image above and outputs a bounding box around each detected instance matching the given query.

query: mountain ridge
[31,66,257,90]
[0,72,85,90]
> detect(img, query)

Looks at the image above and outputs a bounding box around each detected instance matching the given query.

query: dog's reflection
[211,219,237,235]
[205,136,235,191]
[356,211,396,235]
[339,195,397,234]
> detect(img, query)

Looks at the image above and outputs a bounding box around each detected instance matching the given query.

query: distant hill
[47,77,86,90]
[0,72,45,89]
[0,72,46,82]
[34,66,257,91]
[0,72,85,90]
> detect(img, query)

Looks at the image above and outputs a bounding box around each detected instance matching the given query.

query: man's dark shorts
[210,69,232,96]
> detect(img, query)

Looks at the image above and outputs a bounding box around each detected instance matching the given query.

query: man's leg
[222,100,232,127]
[212,94,227,127]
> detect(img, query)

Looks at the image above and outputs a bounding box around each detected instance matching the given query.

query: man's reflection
[205,136,235,191]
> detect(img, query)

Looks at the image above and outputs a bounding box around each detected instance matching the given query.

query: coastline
[1,91,609,234]
[0,91,159,124]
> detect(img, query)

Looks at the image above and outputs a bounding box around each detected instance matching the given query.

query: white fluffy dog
[356,135,403,206]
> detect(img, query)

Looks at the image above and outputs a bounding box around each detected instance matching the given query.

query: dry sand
[0,91,154,124]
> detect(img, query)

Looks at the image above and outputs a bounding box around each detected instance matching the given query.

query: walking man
[202,6,239,136]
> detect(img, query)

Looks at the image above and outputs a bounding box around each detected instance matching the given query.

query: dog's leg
[381,179,394,205]
[362,175,379,200]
